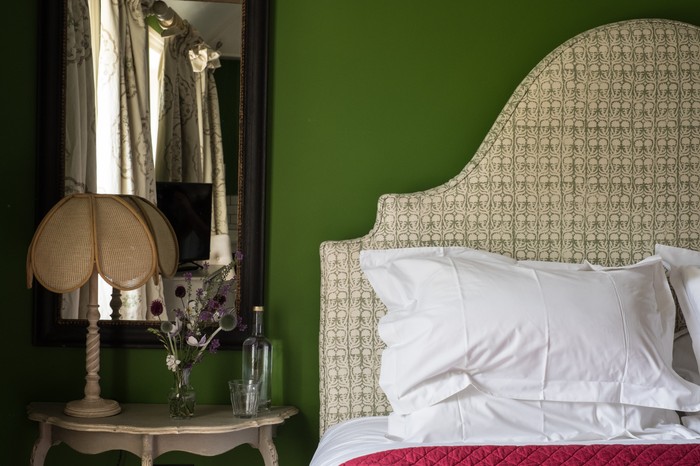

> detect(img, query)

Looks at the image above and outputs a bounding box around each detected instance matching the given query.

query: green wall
[5,1,700,465]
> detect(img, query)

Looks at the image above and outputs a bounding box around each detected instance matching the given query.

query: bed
[313,18,700,466]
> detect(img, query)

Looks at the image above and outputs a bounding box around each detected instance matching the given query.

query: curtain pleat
[64,0,97,197]
[63,0,96,319]
[93,0,163,320]
[204,69,229,237]
[157,23,231,261]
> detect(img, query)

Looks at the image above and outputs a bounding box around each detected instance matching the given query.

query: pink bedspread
[341,444,700,465]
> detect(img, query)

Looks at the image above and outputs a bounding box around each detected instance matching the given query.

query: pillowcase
[656,244,700,384]
[584,255,678,365]
[674,329,700,385]
[655,244,700,269]
[387,385,698,443]
[360,246,591,313]
[360,247,700,415]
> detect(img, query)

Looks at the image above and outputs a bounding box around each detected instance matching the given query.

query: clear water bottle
[241,305,272,410]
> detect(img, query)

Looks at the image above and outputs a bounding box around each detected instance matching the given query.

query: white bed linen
[361,248,699,414]
[310,416,700,466]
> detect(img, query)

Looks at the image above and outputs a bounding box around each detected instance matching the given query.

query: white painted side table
[28,402,298,466]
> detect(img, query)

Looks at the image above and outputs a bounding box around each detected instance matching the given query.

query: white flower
[166,354,181,372]
[187,335,207,347]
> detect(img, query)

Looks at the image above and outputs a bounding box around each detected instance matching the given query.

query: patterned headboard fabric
[318,19,700,435]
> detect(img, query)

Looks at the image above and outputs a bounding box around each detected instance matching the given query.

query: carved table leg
[30,423,52,466]
[141,434,154,466]
[257,425,278,466]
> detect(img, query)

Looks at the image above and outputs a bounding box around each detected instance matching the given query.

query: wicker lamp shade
[27,193,179,418]
[27,194,178,293]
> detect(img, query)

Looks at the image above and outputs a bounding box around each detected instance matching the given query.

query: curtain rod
[148,0,186,37]
[144,0,224,54]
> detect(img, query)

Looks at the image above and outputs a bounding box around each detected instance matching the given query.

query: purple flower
[150,299,164,317]
[208,338,220,353]
[236,315,247,333]
[208,299,222,312]
[235,250,244,262]
[148,259,241,372]
[175,285,186,298]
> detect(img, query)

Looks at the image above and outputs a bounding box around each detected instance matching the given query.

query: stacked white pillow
[656,244,700,385]
[360,246,700,443]
[674,330,700,386]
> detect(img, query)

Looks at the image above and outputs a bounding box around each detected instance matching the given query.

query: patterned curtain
[64,0,96,196]
[62,0,96,319]
[156,23,231,257]
[93,0,163,320]
[62,0,163,320]
[202,66,230,239]
[95,0,155,199]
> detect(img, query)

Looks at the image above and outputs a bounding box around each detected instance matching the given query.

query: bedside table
[28,402,298,466]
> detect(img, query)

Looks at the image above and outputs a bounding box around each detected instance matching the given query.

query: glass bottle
[242,305,272,410]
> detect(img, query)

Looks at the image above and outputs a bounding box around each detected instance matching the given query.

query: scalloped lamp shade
[27,193,179,418]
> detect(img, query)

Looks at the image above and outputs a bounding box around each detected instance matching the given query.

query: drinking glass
[229,379,260,418]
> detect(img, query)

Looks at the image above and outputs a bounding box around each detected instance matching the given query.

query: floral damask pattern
[156,22,230,238]
[319,19,700,434]
[64,0,95,196]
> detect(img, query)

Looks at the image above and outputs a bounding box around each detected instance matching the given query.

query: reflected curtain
[63,0,164,320]
[94,0,162,320]
[156,23,231,261]
[94,0,155,199]
[64,0,96,196]
[62,0,96,319]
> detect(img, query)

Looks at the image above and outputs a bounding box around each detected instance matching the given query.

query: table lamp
[27,193,179,417]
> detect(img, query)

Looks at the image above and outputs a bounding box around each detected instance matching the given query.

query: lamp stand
[64,270,121,418]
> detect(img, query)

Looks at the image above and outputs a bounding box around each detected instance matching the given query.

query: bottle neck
[252,310,264,336]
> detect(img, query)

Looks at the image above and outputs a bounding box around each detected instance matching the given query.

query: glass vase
[168,367,196,419]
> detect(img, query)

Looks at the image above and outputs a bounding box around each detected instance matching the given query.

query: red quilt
[341,444,700,465]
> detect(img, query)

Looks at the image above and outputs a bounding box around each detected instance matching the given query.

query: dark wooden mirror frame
[33,0,269,348]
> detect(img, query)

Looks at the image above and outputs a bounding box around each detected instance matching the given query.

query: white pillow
[360,247,700,415]
[584,255,678,365]
[360,246,590,312]
[656,244,700,384]
[388,385,698,443]
[656,244,700,269]
[675,330,700,385]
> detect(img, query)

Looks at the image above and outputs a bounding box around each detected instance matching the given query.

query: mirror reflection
[61,0,242,322]
[35,0,268,348]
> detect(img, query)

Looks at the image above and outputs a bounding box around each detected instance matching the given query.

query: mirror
[33,0,269,348]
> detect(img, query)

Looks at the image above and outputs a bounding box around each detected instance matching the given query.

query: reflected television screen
[156,181,213,270]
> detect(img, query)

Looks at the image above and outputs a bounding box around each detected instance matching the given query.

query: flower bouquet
[148,260,241,419]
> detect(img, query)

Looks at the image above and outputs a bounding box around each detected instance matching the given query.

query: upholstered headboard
[319,18,700,435]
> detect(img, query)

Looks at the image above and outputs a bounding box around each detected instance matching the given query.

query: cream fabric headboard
[319,18,700,435]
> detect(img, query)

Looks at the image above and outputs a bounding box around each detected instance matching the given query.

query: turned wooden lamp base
[65,398,121,418]
[63,271,121,418]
